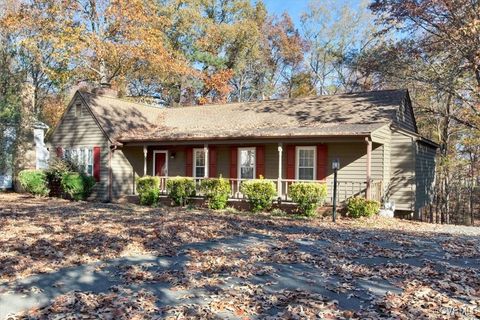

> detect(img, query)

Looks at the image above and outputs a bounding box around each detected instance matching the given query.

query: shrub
[45,158,79,197]
[167,177,195,206]
[18,170,49,196]
[347,196,380,218]
[240,178,276,212]
[61,172,95,201]
[200,177,231,210]
[289,182,327,217]
[136,176,160,206]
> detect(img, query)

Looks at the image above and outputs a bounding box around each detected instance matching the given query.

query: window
[62,147,93,176]
[238,147,255,179]
[193,148,205,177]
[296,146,316,180]
[75,104,82,117]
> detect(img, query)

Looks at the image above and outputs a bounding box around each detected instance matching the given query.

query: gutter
[116,133,373,144]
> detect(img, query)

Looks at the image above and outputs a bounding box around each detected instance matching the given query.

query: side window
[296,146,316,180]
[193,148,205,177]
[75,103,82,117]
[238,147,255,179]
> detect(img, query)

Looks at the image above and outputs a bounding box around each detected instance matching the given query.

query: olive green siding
[394,98,417,133]
[388,130,416,210]
[111,146,144,198]
[371,125,392,192]
[415,141,436,212]
[49,95,110,201]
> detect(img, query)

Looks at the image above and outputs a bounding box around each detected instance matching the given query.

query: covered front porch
[114,137,385,204]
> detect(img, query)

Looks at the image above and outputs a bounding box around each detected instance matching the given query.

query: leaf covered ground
[0,193,479,319]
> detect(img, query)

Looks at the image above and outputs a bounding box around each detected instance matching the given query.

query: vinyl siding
[324,142,383,204]
[388,130,415,210]
[372,125,392,191]
[111,146,144,198]
[415,141,436,212]
[49,95,110,201]
[394,98,417,133]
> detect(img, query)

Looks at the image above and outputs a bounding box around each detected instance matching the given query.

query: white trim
[295,146,316,180]
[152,150,168,176]
[193,148,206,178]
[237,147,256,179]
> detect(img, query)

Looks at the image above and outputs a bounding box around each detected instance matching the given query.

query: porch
[154,176,384,204]
[113,138,385,205]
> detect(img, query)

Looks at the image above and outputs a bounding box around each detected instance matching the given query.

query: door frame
[152,150,168,176]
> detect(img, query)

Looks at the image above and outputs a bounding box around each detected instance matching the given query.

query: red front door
[154,152,167,176]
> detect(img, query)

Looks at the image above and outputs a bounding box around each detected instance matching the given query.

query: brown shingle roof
[80,89,408,143]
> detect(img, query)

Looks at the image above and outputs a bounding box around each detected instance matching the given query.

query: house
[48,87,437,217]
[1,121,49,190]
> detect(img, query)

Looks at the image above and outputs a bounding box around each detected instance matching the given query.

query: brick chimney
[92,83,118,98]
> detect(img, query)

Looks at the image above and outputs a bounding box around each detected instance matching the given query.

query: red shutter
[286,145,295,179]
[56,147,63,158]
[230,147,237,179]
[208,146,217,178]
[185,148,193,177]
[317,144,328,181]
[256,146,265,178]
[93,146,101,182]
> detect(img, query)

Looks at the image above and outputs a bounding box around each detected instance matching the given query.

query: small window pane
[195,167,205,178]
[299,168,314,180]
[241,167,254,179]
[195,150,205,166]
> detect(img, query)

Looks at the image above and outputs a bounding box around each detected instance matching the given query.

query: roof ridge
[80,88,408,111]
[79,91,165,111]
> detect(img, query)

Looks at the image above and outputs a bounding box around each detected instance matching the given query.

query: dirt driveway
[0,193,479,319]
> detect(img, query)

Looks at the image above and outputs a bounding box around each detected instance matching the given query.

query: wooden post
[365,137,372,200]
[204,144,209,178]
[277,143,283,199]
[143,145,147,176]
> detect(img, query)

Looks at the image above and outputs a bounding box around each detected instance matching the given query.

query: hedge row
[136,176,329,216]
[18,159,95,201]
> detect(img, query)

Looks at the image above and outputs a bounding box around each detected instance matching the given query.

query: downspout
[109,144,118,202]
[365,137,372,200]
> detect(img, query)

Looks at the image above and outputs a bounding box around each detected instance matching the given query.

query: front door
[154,152,167,176]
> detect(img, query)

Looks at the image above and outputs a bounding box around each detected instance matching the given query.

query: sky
[262,0,309,25]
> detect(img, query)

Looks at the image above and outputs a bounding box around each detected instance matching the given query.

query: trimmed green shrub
[136,176,160,206]
[45,158,79,197]
[61,172,95,201]
[347,196,380,218]
[167,177,195,206]
[200,177,231,210]
[289,182,327,217]
[240,178,276,212]
[18,170,49,196]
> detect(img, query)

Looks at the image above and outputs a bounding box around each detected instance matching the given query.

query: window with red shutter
[286,145,295,179]
[229,147,237,179]
[185,148,193,176]
[317,144,328,181]
[93,147,101,182]
[256,146,265,178]
[208,146,217,178]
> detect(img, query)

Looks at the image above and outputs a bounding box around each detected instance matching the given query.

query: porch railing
[155,176,383,205]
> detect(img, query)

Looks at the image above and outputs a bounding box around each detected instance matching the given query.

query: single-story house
[48,87,437,217]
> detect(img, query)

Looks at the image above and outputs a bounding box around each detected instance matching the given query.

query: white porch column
[365,137,372,200]
[277,143,283,198]
[143,145,147,176]
[204,144,209,178]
